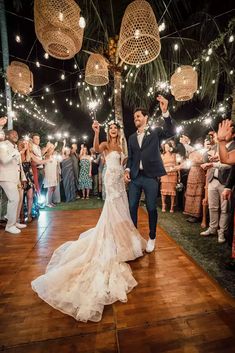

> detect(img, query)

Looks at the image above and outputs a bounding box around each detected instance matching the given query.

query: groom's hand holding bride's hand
[156,95,168,114]
[124,170,131,183]
[92,120,100,134]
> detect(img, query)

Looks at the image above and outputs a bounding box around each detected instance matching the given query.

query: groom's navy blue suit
[127,115,175,239]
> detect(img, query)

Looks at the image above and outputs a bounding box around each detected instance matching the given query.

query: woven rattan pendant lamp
[170,66,198,101]
[118,0,161,65]
[85,54,109,86]
[7,61,33,95]
[34,0,84,60]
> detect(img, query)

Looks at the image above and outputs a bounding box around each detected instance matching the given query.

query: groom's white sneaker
[146,238,156,253]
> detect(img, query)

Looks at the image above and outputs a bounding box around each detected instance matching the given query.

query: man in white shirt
[0,130,27,234]
[32,133,44,193]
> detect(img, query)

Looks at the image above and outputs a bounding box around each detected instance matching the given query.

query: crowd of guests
[0,116,106,235]
[1,115,235,272]
[159,121,235,271]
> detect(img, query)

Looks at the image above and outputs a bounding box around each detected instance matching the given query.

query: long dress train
[31,151,146,322]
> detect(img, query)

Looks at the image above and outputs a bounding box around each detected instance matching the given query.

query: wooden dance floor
[0,208,235,353]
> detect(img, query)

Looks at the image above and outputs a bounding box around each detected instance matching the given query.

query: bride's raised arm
[92,120,107,153]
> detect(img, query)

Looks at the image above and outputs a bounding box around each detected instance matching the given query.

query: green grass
[44,198,104,211]
[157,207,234,298]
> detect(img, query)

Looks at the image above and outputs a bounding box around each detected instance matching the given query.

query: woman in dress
[183,146,206,222]
[61,143,76,202]
[31,120,146,322]
[18,139,47,222]
[43,144,59,208]
[160,141,178,213]
[78,146,92,199]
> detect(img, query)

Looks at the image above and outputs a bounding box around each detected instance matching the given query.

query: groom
[124,96,175,253]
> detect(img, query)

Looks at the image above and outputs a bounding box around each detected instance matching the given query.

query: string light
[44,53,49,59]
[174,43,179,51]
[15,35,21,43]
[230,70,234,75]
[229,35,234,43]
[208,48,213,55]
[45,87,50,92]
[74,64,77,69]
[61,73,65,80]
[159,22,166,32]
[36,61,40,67]
[79,16,86,29]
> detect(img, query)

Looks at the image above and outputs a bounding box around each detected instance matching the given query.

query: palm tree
[0,0,12,129]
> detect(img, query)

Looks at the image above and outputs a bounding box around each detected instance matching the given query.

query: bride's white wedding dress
[31,151,146,322]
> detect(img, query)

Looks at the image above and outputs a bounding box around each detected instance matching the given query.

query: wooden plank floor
[0,208,235,353]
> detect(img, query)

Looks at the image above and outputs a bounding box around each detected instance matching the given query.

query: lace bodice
[104,151,125,201]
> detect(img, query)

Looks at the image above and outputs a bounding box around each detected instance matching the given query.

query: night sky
[0,0,234,145]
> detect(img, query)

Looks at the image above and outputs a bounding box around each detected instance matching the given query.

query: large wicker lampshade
[170,66,198,101]
[7,61,33,95]
[34,0,84,60]
[85,54,109,86]
[118,0,161,65]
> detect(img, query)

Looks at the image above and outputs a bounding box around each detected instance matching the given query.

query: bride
[31,120,146,322]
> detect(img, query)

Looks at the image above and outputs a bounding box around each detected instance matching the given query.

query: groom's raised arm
[155,96,176,141]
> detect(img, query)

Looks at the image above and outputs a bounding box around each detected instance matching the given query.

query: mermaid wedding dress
[31,151,146,322]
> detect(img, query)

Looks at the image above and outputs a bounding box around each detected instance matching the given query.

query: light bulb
[15,35,21,43]
[61,73,65,80]
[44,53,49,59]
[79,16,86,29]
[208,48,213,55]
[229,35,234,43]
[36,61,40,67]
[74,64,77,69]
[174,43,179,51]
[134,29,140,39]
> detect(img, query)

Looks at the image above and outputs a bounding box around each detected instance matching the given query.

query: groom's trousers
[128,171,158,239]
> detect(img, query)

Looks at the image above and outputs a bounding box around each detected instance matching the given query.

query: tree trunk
[232,87,235,122]
[114,70,128,156]
[0,0,12,130]
[114,70,123,126]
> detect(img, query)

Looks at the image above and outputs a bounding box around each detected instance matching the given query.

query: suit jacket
[207,141,235,185]
[127,116,175,179]
[0,140,26,183]
[225,165,235,189]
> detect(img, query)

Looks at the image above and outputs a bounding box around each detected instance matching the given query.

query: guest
[160,141,178,213]
[183,144,206,223]
[0,117,7,222]
[61,144,76,202]
[43,144,60,208]
[0,130,26,234]
[71,143,80,198]
[217,120,235,268]
[201,123,235,243]
[79,146,92,199]
[31,134,51,193]
[90,148,100,197]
